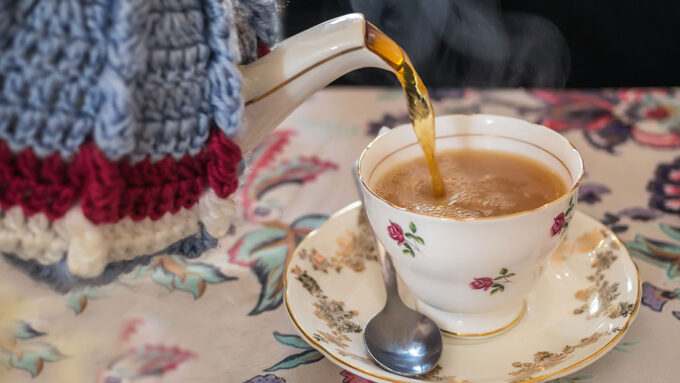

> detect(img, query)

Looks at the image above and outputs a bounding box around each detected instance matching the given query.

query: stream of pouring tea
[365,22,445,197]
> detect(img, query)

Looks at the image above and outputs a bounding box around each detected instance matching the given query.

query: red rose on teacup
[387,221,405,245]
[551,212,566,236]
[469,277,494,291]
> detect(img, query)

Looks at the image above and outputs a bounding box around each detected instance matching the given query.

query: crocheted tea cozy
[0,0,279,292]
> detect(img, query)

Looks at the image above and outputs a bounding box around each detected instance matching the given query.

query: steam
[348,0,570,87]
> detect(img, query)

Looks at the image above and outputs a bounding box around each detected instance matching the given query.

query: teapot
[0,12,400,291]
[234,13,393,152]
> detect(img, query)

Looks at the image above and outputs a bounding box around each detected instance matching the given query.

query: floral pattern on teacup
[551,196,575,237]
[470,268,516,295]
[387,221,424,257]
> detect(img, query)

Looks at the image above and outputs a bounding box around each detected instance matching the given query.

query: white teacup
[357,114,584,337]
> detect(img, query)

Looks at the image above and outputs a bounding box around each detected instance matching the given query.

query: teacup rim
[357,113,584,222]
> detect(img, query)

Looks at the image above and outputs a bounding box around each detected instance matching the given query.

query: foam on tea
[372,149,567,219]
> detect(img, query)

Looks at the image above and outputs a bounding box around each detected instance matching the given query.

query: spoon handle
[374,239,400,301]
[352,162,400,301]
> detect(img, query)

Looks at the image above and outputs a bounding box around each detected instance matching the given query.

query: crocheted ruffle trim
[0,128,241,225]
[0,188,233,278]
[3,222,219,294]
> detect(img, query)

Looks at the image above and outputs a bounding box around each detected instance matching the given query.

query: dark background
[281,0,680,88]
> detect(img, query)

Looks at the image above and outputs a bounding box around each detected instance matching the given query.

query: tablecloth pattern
[1,88,679,383]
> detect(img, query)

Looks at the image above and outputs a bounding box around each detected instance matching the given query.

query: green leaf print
[409,222,417,233]
[265,332,323,372]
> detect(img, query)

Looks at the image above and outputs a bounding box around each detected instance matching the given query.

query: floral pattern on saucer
[572,231,636,319]
[509,329,619,383]
[285,203,640,383]
[291,266,361,349]
[298,213,376,274]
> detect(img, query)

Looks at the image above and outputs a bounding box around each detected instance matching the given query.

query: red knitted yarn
[256,40,271,58]
[0,143,82,220]
[0,130,242,224]
[206,129,242,199]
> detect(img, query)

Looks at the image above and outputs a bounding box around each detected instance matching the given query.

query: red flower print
[551,212,566,236]
[469,277,494,291]
[385,220,425,257]
[341,370,374,383]
[644,106,670,120]
[470,268,515,294]
[387,221,405,245]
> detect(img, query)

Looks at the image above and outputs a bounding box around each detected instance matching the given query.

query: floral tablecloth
[1,88,679,383]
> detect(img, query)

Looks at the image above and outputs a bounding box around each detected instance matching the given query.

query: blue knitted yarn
[2,222,219,293]
[240,0,280,45]
[0,0,279,162]
[203,0,244,140]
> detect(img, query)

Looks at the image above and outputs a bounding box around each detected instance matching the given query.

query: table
[1,88,679,383]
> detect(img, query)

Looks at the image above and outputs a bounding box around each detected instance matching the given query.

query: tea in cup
[357,114,584,337]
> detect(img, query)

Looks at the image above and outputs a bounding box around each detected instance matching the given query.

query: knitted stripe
[0,0,277,161]
[3,223,218,294]
[0,141,81,220]
[0,206,66,266]
[0,129,241,224]
[0,189,233,277]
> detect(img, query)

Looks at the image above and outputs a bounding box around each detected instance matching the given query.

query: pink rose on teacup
[551,212,566,236]
[387,221,405,245]
[469,277,494,291]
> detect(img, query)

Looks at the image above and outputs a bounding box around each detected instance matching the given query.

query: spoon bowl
[363,242,443,376]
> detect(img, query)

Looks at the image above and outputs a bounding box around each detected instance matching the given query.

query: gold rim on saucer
[283,201,641,383]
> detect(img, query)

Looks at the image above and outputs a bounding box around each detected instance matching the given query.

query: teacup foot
[416,300,526,339]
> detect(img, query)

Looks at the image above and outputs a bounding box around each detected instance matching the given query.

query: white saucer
[284,202,640,383]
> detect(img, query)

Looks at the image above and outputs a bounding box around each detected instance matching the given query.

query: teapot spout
[235,13,392,152]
